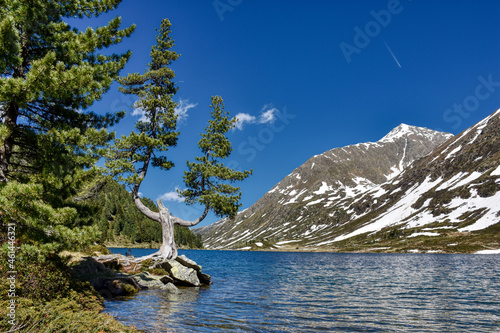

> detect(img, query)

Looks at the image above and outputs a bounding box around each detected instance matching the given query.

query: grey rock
[160,259,201,287]
[175,254,202,272]
[161,282,180,294]
[132,272,168,290]
[160,274,174,284]
[197,271,212,285]
[92,276,140,297]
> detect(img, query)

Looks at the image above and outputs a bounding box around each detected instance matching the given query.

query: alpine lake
[104,248,500,332]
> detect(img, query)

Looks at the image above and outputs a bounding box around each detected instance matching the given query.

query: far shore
[103,243,500,255]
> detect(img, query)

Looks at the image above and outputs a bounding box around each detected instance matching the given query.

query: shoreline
[104,244,500,255]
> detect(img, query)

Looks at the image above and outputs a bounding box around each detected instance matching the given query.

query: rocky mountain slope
[197,121,453,248]
[196,109,500,253]
[313,108,500,253]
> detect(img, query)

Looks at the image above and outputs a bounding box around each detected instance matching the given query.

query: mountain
[196,120,456,249]
[312,108,500,253]
[197,109,500,253]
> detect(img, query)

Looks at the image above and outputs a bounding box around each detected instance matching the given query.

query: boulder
[130,272,180,294]
[132,272,167,290]
[175,255,202,271]
[160,274,175,284]
[88,253,211,291]
[92,276,140,297]
[160,259,201,287]
[197,271,212,285]
[161,282,180,294]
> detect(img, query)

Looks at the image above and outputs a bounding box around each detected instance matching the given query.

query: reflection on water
[104,249,500,332]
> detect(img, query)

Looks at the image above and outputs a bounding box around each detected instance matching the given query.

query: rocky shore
[70,253,212,298]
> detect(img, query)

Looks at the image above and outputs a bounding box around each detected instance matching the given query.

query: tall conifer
[0,0,134,253]
[106,19,251,259]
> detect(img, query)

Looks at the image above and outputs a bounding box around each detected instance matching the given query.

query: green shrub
[0,246,75,302]
[0,293,140,332]
[139,258,154,272]
[121,282,139,295]
[0,245,141,332]
[83,244,110,256]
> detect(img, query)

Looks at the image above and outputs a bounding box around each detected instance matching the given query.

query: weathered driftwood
[132,187,208,260]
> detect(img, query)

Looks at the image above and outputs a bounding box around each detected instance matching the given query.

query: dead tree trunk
[128,144,209,260]
[157,200,177,260]
[132,188,209,260]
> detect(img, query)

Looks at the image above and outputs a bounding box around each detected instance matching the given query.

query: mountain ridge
[196,122,460,249]
[197,110,499,253]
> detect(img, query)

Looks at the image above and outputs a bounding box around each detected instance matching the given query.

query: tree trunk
[156,201,178,260]
[0,103,19,183]
[134,198,209,261]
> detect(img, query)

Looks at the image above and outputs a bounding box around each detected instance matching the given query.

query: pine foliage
[105,19,180,187]
[0,0,135,254]
[182,96,252,218]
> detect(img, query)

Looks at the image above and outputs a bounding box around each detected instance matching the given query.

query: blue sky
[72,0,500,227]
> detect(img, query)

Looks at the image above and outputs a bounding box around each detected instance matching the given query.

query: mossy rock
[149,267,169,276]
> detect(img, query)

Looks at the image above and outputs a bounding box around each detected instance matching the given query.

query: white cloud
[131,99,197,124]
[175,99,197,124]
[258,107,277,124]
[234,113,257,130]
[131,107,148,122]
[160,189,184,203]
[233,105,278,130]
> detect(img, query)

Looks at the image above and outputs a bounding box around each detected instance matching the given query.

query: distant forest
[86,181,203,249]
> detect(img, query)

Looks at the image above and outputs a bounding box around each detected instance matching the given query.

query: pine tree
[0,0,135,254]
[106,19,251,259]
[181,96,252,219]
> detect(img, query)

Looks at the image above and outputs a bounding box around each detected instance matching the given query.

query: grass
[0,246,144,333]
[0,292,142,333]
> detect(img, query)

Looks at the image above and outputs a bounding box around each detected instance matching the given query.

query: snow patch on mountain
[328,176,443,244]
[380,123,413,142]
[491,165,500,176]
[450,172,482,190]
[314,182,333,195]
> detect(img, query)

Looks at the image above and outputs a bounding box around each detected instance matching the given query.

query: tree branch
[171,204,210,227]
[131,148,160,222]
[132,188,160,222]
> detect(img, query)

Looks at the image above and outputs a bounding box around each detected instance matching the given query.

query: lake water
[104,248,500,332]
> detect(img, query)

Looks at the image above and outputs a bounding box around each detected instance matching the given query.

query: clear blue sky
[72,0,500,227]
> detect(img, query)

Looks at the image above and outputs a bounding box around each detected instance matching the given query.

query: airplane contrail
[382,39,402,68]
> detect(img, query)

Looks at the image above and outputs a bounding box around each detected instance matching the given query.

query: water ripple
[104,250,500,332]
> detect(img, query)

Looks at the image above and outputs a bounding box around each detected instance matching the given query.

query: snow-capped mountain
[196,120,458,250]
[197,109,500,253]
[314,108,500,250]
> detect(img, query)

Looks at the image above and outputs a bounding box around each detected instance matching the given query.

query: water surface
[104,249,500,332]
